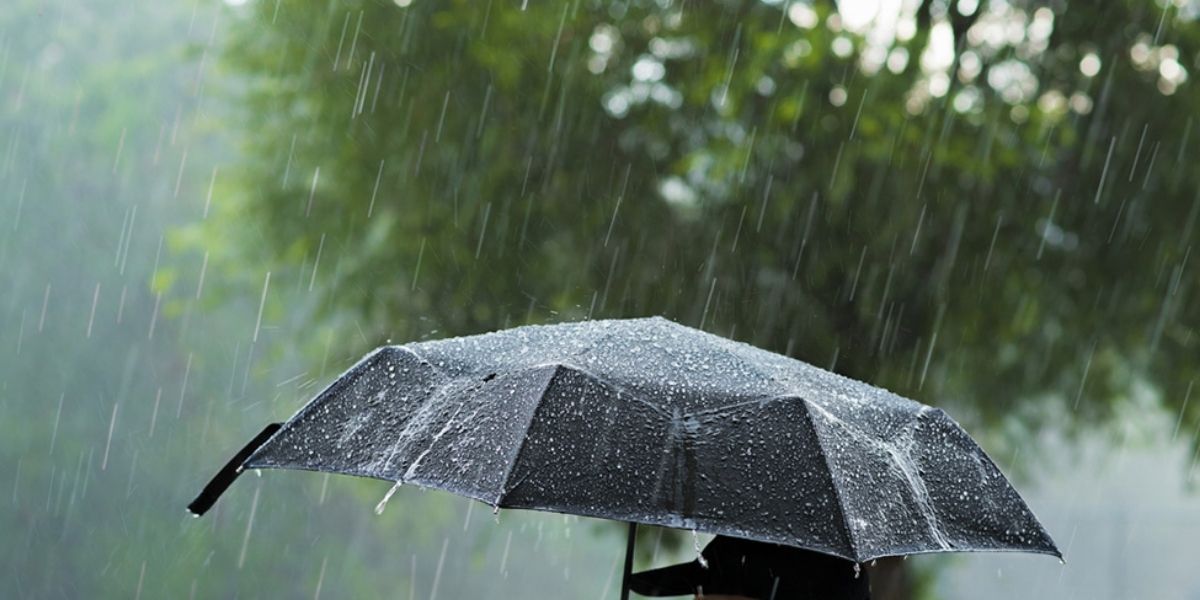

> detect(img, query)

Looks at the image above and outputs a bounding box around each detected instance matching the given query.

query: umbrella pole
[619,521,637,600]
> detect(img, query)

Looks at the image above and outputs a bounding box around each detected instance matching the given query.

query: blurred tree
[0,2,459,597]
[195,0,1199,597]
[0,1,680,598]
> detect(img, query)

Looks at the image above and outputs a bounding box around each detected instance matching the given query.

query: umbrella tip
[186,497,212,517]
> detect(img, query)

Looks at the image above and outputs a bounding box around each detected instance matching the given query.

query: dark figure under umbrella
[631,535,869,600]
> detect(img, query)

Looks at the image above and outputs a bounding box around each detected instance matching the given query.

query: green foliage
[181,5,1200,596]
[200,0,1198,452]
[5,0,1192,597]
[0,2,489,597]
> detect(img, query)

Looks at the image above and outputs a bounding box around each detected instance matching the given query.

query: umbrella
[189,316,1059,598]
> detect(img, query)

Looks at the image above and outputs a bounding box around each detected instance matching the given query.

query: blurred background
[1,0,1197,597]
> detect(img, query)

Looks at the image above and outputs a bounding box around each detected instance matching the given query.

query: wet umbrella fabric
[189,317,1059,593]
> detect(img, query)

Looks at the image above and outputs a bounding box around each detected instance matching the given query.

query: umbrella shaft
[620,522,637,600]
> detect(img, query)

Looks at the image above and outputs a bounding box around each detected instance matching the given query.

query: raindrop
[253,271,271,343]
[1094,136,1115,204]
[313,555,328,600]
[237,484,262,570]
[101,399,119,471]
[429,538,449,599]
[375,480,402,515]
[499,530,512,577]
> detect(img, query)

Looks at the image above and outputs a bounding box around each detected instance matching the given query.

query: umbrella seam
[492,363,564,507]
[797,398,860,562]
[685,393,793,417]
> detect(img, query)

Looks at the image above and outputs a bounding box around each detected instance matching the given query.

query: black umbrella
[189,317,1059,598]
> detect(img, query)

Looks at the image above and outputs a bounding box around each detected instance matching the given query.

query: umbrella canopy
[190,316,1059,566]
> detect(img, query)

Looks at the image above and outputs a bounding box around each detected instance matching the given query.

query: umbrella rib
[395,344,445,374]
[797,398,860,562]
[685,393,789,417]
